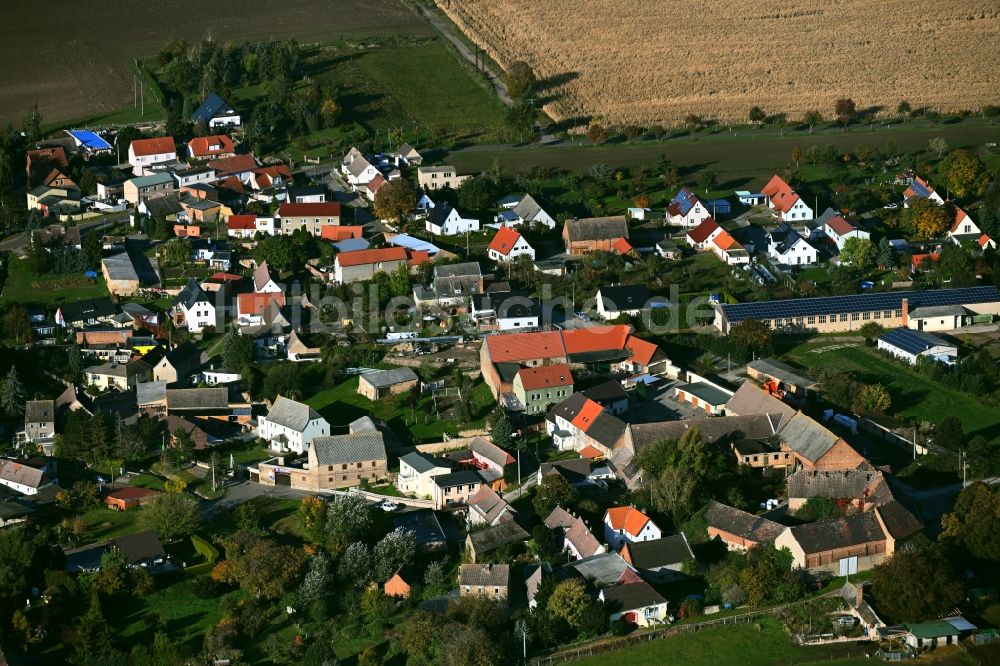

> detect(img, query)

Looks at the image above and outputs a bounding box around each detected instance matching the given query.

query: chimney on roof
[901,298,909,327]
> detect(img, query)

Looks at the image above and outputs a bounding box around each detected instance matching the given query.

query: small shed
[877,328,957,366]
[904,621,960,649]
[705,199,732,216]
[105,486,160,511]
[735,190,766,206]
[357,367,419,400]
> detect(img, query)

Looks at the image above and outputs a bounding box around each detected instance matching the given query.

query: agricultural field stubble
[435,0,1000,127]
[0,0,432,126]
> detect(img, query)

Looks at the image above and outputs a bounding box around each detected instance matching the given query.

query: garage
[274,472,291,487]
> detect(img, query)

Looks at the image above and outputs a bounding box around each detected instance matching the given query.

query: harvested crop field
[435,0,1000,127]
[0,0,431,126]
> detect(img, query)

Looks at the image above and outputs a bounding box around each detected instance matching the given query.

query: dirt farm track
[0,0,431,126]
[436,0,1000,127]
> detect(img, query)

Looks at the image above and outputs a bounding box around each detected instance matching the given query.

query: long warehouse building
[714,286,1000,334]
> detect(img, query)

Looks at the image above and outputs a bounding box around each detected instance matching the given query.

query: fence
[346,487,434,509]
[531,610,776,665]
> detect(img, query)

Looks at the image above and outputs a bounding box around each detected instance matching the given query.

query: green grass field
[305,375,495,445]
[78,505,144,544]
[782,341,1000,438]
[0,256,108,306]
[572,616,870,666]
[445,119,1000,180]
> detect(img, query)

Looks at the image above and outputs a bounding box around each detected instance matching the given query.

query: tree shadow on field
[532,71,580,106]
[857,105,884,123]
[720,176,753,191]
[677,162,716,178]
[550,115,591,134]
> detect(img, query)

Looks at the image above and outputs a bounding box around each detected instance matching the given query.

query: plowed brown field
[435,0,1000,126]
[0,0,431,125]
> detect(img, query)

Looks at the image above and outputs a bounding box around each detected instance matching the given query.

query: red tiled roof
[278,202,342,218]
[950,208,970,234]
[761,174,791,199]
[208,272,242,282]
[825,215,856,236]
[979,234,993,248]
[106,487,159,501]
[613,237,634,255]
[218,175,246,193]
[517,363,573,391]
[579,445,604,460]
[570,398,605,431]
[408,250,430,266]
[488,226,523,256]
[187,135,234,158]
[227,214,257,230]
[320,225,365,241]
[687,217,720,243]
[762,174,801,214]
[336,246,408,267]
[208,153,257,175]
[367,173,386,193]
[257,164,292,180]
[625,336,659,366]
[605,506,651,536]
[562,325,631,355]
[131,136,176,157]
[238,292,285,316]
[486,331,565,363]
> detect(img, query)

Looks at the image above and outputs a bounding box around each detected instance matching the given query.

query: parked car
[377,500,400,512]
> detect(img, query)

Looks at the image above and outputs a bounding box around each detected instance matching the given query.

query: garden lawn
[78,505,145,544]
[572,615,870,666]
[305,376,494,445]
[1,256,108,306]
[782,342,1000,438]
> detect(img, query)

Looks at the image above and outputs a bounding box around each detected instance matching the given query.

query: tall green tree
[941,483,1000,563]
[871,544,964,623]
[504,61,537,100]
[1,366,26,416]
[839,237,875,270]
[139,492,201,541]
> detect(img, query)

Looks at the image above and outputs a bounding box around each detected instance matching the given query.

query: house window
[356,463,362,469]
[818,315,827,324]
[807,316,816,324]
[494,587,500,595]
[328,466,333,471]
[894,309,902,317]
[884,310,892,318]
[839,314,848,322]
[873,311,881,319]
[342,464,348,470]
[372,461,377,467]
[851,313,860,321]
[862,312,871,320]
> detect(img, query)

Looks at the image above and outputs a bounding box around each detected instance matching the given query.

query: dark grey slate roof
[312,431,386,465]
[467,520,529,554]
[622,533,694,569]
[598,285,650,311]
[779,412,840,464]
[25,400,54,424]
[788,512,885,554]
[458,563,509,587]
[166,387,229,411]
[601,581,666,611]
[192,92,236,122]
[111,530,165,564]
[175,277,210,309]
[399,451,447,474]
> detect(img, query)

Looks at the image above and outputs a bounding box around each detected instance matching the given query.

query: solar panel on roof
[720,287,1000,323]
[910,181,930,197]
[878,328,949,356]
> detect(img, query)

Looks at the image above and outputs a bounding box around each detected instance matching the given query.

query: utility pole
[913,426,917,460]
[140,78,144,116]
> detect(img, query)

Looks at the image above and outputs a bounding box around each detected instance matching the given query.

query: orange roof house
[384,565,416,598]
[187,135,235,159]
[487,226,523,258]
[516,364,574,391]
[570,398,605,432]
[613,237,634,255]
[320,225,365,242]
[131,136,176,157]
[561,325,631,356]
[238,292,286,318]
[686,217,721,246]
[485,331,565,364]
[335,246,408,267]
[105,486,160,511]
[603,506,662,548]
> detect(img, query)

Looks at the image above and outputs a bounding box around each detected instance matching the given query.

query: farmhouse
[306,431,388,490]
[458,563,509,604]
[713,286,1000,334]
[341,147,380,187]
[685,217,722,249]
[546,393,627,455]
[495,193,556,229]
[487,226,535,262]
[357,367,419,400]
[563,216,631,255]
[258,396,330,454]
[84,358,151,391]
[762,174,813,222]
[666,187,711,227]
[173,278,216,333]
[192,92,241,128]
[425,204,480,236]
[786,466,894,511]
[544,506,605,560]
[277,202,341,236]
[596,285,661,320]
[0,460,50,496]
[334,247,410,284]
[417,165,468,190]
[599,582,668,627]
[947,207,994,249]
[470,291,540,331]
[466,520,530,562]
[511,364,574,415]
[877,328,957,365]
[397,451,451,497]
[705,501,784,551]
[433,262,484,304]
[101,252,141,297]
[128,137,176,176]
[23,400,55,447]
[779,412,865,471]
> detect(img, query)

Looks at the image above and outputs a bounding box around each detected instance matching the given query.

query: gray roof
[630,414,783,449]
[399,451,446,474]
[544,506,578,530]
[747,358,816,389]
[540,458,592,484]
[0,460,47,489]
[111,531,166,564]
[458,563,509,587]
[175,278,210,310]
[565,216,629,242]
[469,436,514,468]
[192,92,235,122]
[512,193,545,222]
[598,285,650,311]
[102,252,139,281]
[601,581,666,611]
[359,367,419,389]
[312,431,386,465]
[676,382,732,406]
[432,470,485,489]
[253,261,277,292]
[434,262,482,278]
[622,533,694,569]
[907,304,967,319]
[25,400,54,424]
[467,486,514,524]
[467,520,529,554]
[874,500,923,540]
[779,412,840,464]
[136,381,168,405]
[565,517,603,557]
[166,387,229,411]
[265,396,324,432]
[725,382,796,425]
[787,512,885,554]
[141,194,183,218]
[787,467,886,502]
[567,552,633,589]
[705,501,785,544]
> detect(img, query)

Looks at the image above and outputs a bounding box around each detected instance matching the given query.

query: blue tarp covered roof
[387,233,439,255]
[68,130,112,151]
